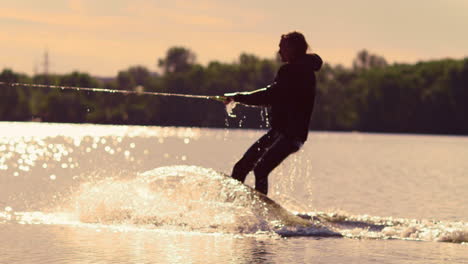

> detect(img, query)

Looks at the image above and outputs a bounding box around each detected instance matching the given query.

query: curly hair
[281,31,309,56]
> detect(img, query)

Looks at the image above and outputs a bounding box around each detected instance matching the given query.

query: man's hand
[223,96,234,105]
[223,92,237,105]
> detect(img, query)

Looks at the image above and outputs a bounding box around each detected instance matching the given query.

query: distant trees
[0,69,31,121]
[158,47,197,74]
[352,49,388,71]
[116,66,155,91]
[1,48,467,134]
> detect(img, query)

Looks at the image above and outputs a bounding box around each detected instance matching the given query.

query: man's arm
[224,83,276,106]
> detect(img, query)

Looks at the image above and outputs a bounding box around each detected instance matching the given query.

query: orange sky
[1,0,467,76]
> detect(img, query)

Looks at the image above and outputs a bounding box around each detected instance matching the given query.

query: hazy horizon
[1,0,467,76]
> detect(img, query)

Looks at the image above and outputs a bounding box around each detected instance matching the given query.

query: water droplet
[50,174,56,180]
[184,138,190,144]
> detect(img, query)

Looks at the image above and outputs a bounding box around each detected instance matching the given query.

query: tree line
[1,47,467,135]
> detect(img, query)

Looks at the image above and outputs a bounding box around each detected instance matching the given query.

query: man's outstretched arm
[224,83,276,106]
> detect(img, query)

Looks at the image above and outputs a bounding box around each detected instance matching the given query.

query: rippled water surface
[0,122,467,263]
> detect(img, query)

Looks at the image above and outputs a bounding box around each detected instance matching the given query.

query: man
[223,31,322,195]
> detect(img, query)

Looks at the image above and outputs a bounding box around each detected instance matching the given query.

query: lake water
[0,122,467,263]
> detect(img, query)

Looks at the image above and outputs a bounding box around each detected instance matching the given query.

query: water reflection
[1,122,468,263]
[2,223,465,264]
[43,224,283,264]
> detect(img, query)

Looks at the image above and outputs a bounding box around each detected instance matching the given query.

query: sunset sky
[1,0,467,76]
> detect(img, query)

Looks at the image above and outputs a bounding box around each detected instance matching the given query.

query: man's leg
[231,130,280,183]
[253,136,301,195]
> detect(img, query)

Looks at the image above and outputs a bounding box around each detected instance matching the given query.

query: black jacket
[232,53,322,142]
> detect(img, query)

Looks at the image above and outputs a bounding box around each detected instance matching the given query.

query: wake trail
[1,165,467,243]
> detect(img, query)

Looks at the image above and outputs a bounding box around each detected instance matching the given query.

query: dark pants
[231,130,302,195]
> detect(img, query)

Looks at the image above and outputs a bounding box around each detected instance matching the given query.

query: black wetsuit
[230,53,323,195]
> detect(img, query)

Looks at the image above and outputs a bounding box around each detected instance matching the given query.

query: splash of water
[1,164,467,242]
[67,166,336,235]
[293,211,468,243]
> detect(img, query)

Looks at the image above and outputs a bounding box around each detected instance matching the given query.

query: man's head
[278,31,309,63]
